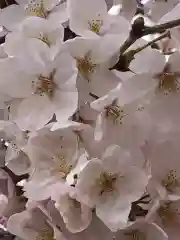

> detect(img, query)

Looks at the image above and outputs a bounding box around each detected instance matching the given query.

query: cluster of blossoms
[1,0,180,239]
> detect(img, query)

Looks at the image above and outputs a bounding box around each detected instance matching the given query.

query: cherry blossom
[65,36,124,98]
[0,48,78,131]
[91,74,155,145]
[75,145,149,231]
[4,16,64,60]
[1,0,180,239]
[23,125,82,200]
[0,0,68,31]
[7,208,66,240]
[67,0,130,38]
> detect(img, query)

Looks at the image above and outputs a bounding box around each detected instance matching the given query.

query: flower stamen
[32,70,55,98]
[88,15,103,34]
[157,72,180,95]
[124,230,146,240]
[162,169,180,193]
[36,229,54,240]
[76,52,96,82]
[38,33,51,47]
[51,154,73,178]
[25,0,48,18]
[105,100,126,124]
[97,172,117,195]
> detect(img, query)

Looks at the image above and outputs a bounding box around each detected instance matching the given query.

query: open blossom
[149,139,180,201]
[4,16,64,60]
[91,74,155,145]
[75,145,150,231]
[2,0,180,239]
[0,0,68,31]
[130,48,180,98]
[65,36,124,98]
[130,49,180,130]
[0,48,78,131]
[7,207,66,240]
[23,125,82,200]
[67,0,130,38]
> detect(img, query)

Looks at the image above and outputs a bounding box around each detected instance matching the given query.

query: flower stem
[120,18,180,55]
[133,31,171,55]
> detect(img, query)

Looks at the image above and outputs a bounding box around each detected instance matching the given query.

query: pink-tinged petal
[115,166,149,203]
[76,159,103,207]
[15,95,55,131]
[68,0,107,36]
[90,69,120,97]
[96,200,131,232]
[117,73,156,105]
[53,87,78,123]
[130,49,166,75]
[91,34,127,64]
[158,3,180,24]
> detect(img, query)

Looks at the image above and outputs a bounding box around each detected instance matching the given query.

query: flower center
[88,15,103,34]
[157,72,180,95]
[25,0,48,18]
[97,172,117,195]
[105,101,126,124]
[38,33,51,46]
[36,229,54,240]
[157,201,180,226]
[124,230,146,240]
[7,140,20,155]
[52,154,73,178]
[162,169,180,193]
[76,52,96,82]
[32,70,55,98]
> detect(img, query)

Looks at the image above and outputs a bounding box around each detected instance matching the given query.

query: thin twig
[143,18,180,35]
[120,18,180,55]
[111,31,170,71]
[133,31,171,54]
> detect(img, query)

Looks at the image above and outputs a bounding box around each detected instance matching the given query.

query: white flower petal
[54,87,78,123]
[76,159,103,207]
[91,34,128,64]
[130,49,166,75]
[0,5,26,31]
[117,166,149,203]
[55,193,92,233]
[68,0,107,36]
[96,201,131,232]
[158,3,180,24]
[117,73,156,105]
[15,95,54,131]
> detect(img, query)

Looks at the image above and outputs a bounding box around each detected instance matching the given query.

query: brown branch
[143,18,180,35]
[133,31,171,55]
[111,31,170,71]
[120,18,180,55]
